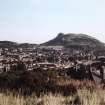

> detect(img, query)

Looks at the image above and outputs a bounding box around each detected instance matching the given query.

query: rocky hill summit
[42,33,105,54]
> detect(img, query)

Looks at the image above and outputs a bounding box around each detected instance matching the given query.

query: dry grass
[0,89,105,105]
[78,89,105,105]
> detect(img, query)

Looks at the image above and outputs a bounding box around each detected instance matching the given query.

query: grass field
[0,89,105,105]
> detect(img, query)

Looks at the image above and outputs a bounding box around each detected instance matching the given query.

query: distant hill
[0,33,105,55]
[41,33,105,55]
[0,41,17,48]
[0,41,37,48]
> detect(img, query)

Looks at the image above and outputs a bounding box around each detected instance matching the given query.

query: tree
[16,61,27,71]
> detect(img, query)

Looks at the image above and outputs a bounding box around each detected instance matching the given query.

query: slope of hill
[18,43,37,48]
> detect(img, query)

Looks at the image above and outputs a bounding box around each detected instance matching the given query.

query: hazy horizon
[0,0,105,44]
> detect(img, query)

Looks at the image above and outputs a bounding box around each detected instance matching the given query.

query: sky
[0,0,105,44]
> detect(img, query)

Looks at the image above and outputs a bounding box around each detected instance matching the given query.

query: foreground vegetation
[0,89,105,105]
[0,69,105,105]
